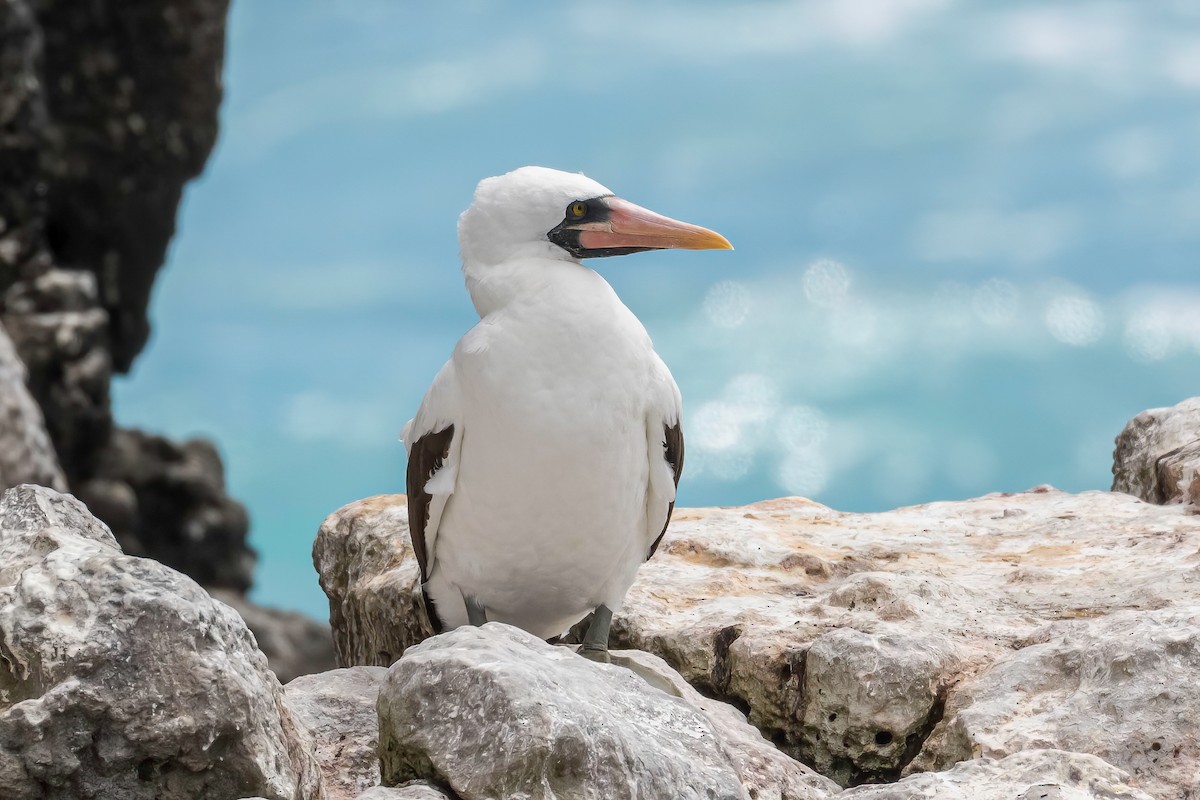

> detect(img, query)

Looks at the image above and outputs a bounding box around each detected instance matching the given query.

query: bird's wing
[402,359,463,585]
[644,355,684,560]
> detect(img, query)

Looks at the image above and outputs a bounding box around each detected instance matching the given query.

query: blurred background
[112,1,1200,617]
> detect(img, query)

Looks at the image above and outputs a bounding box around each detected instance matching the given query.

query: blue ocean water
[114,1,1200,618]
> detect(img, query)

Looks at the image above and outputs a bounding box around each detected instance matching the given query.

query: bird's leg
[464,595,487,627]
[579,604,613,664]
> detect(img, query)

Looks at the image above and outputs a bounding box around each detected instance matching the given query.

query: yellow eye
[570,201,588,218]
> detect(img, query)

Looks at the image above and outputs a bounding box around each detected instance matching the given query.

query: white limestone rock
[285,667,389,800]
[842,749,1153,800]
[914,607,1200,800]
[1112,396,1200,504]
[0,484,326,800]
[316,486,1199,797]
[377,623,820,800]
[354,785,454,800]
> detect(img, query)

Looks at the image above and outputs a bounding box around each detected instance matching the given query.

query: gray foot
[465,595,487,626]
[578,604,613,663]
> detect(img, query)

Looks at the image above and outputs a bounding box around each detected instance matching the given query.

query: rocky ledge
[1,398,1196,799]
[309,396,1200,800]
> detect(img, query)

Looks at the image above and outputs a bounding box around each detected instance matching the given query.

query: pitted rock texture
[315,488,1200,797]
[1112,396,1200,505]
[0,322,66,491]
[377,623,770,800]
[284,667,388,800]
[842,750,1152,800]
[913,607,1200,800]
[0,484,325,800]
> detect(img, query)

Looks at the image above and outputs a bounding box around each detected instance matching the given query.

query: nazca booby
[402,166,731,660]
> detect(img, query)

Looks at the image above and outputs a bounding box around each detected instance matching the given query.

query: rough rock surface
[613,648,839,800]
[0,484,325,800]
[1112,396,1200,505]
[0,322,66,491]
[215,589,337,684]
[842,750,1152,800]
[914,607,1200,800]
[316,488,1200,798]
[284,667,388,800]
[313,495,431,667]
[378,623,778,800]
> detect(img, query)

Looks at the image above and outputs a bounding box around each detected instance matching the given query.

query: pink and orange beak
[548,196,732,259]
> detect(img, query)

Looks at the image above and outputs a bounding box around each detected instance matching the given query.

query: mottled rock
[378,623,760,800]
[213,589,337,683]
[0,322,66,491]
[915,608,1200,800]
[1112,396,1200,504]
[313,495,430,667]
[285,667,388,800]
[319,488,1200,798]
[0,484,325,800]
[843,750,1152,800]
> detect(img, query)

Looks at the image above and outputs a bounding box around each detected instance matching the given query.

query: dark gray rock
[79,427,254,592]
[30,0,229,372]
[2,267,111,481]
[0,0,254,603]
[0,484,325,800]
[284,667,388,800]
[0,0,53,295]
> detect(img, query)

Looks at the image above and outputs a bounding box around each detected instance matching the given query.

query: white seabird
[402,166,731,660]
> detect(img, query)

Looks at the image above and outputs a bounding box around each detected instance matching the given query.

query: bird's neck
[463,245,603,318]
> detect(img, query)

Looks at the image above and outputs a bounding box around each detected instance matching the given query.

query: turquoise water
[115,2,1200,618]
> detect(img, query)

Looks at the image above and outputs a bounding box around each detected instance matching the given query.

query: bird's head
[458,166,732,267]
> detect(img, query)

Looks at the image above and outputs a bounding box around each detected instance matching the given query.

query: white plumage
[402,166,729,642]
